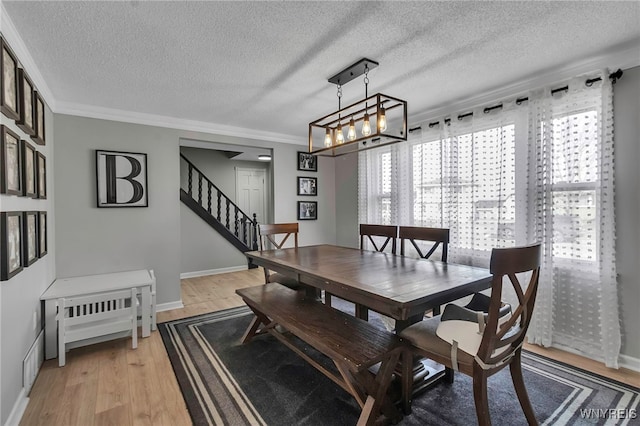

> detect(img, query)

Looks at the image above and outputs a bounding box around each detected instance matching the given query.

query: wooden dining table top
[245,244,492,324]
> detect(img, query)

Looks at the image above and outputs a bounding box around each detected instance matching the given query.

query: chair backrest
[399,226,449,262]
[476,243,541,367]
[359,224,398,254]
[259,223,299,250]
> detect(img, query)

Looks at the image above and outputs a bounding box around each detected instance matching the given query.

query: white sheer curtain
[358,70,620,367]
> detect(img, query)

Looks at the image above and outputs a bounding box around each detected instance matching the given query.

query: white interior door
[236,168,266,224]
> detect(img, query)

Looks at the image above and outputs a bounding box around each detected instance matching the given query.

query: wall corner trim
[4,388,28,426]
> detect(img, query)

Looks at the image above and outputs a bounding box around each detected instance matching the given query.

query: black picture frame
[0,36,20,121]
[38,211,47,257]
[36,151,46,199]
[1,125,22,195]
[297,151,317,172]
[96,149,148,207]
[1,211,23,281]
[16,68,35,135]
[30,92,45,145]
[21,139,36,198]
[297,176,317,196]
[297,201,317,220]
[22,211,38,267]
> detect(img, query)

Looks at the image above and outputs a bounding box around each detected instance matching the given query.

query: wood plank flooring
[19,268,639,425]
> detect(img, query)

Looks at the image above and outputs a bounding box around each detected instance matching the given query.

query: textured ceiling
[3,1,640,143]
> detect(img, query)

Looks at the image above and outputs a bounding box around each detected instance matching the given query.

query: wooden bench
[236,283,405,426]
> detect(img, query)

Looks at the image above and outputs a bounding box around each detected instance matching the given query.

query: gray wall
[54,115,338,306]
[613,65,640,360]
[54,115,183,305]
[334,154,359,248]
[0,103,55,424]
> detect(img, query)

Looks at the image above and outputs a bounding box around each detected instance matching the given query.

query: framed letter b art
[96,150,148,207]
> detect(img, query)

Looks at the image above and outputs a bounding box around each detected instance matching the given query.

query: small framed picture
[1,37,20,121]
[297,201,317,220]
[22,211,38,267]
[1,211,23,281]
[21,140,36,198]
[30,92,45,145]
[36,151,46,199]
[1,125,22,195]
[96,149,148,207]
[38,211,47,257]
[297,176,317,196]
[297,151,317,172]
[16,69,35,135]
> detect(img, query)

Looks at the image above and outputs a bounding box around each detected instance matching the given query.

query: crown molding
[55,101,303,145]
[1,2,56,110]
[409,38,640,126]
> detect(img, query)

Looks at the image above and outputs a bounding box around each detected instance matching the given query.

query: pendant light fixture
[308,58,407,157]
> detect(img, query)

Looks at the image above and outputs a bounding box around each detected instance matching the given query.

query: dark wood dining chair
[359,224,398,254]
[399,226,449,262]
[399,243,541,426]
[400,226,450,315]
[258,223,301,290]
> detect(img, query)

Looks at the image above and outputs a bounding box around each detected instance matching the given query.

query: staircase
[180,154,259,268]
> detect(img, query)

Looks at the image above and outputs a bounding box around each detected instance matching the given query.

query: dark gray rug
[159,306,639,426]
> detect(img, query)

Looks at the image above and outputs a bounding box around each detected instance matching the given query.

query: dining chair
[359,224,398,254]
[399,243,541,426]
[258,223,302,290]
[399,226,450,316]
[399,226,449,262]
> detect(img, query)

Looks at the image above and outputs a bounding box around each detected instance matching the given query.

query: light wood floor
[20,268,639,425]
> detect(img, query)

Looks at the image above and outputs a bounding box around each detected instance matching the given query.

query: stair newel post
[207,182,212,214]
[216,191,222,221]
[187,164,193,196]
[252,213,258,250]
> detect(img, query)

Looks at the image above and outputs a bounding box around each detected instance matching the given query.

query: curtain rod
[412,69,624,130]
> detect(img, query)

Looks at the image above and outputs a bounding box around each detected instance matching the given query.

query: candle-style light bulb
[362,113,371,136]
[324,128,332,147]
[348,117,357,140]
[378,107,387,132]
[336,122,344,144]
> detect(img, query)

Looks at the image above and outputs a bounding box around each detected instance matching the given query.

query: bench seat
[236,282,405,425]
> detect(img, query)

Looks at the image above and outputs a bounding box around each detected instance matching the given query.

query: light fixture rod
[328,58,379,85]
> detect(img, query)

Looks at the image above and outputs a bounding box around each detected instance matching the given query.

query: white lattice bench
[57,288,138,366]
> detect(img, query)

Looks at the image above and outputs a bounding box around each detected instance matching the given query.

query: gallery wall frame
[21,139,36,198]
[38,211,47,257]
[297,151,317,172]
[1,211,23,281]
[36,151,46,199]
[0,36,20,121]
[30,91,45,145]
[22,211,38,267]
[96,149,148,207]
[1,125,22,195]
[297,201,317,220]
[16,68,35,135]
[297,176,317,196]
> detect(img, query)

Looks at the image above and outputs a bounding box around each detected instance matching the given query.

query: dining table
[245,244,493,394]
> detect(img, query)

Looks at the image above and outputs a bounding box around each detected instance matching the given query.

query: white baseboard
[619,353,640,373]
[4,388,28,426]
[180,265,248,279]
[156,300,184,313]
[549,342,640,373]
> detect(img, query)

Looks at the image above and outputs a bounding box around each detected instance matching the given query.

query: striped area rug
[159,306,639,425]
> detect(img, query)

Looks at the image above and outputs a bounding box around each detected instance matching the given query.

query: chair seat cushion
[399,316,476,370]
